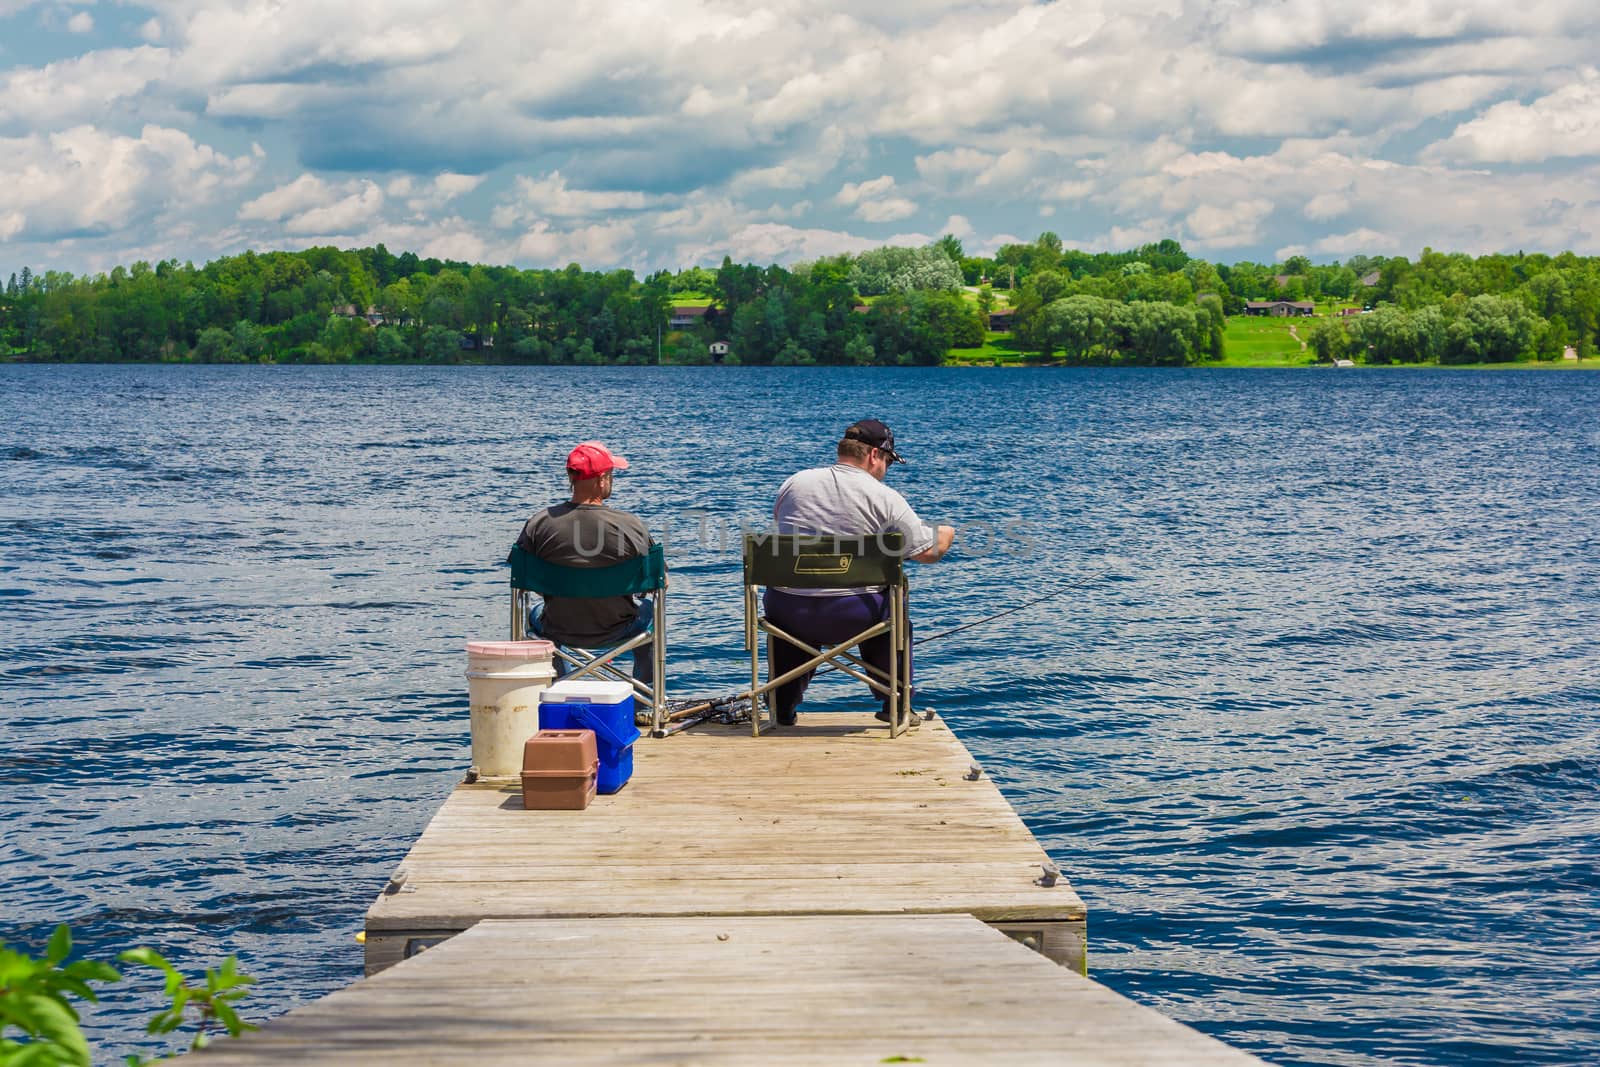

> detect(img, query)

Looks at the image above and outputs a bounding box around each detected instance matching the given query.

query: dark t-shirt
[516,502,652,644]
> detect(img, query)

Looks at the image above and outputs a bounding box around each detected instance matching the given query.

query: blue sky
[3,0,1599,277]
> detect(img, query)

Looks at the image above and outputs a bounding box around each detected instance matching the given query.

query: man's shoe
[775,709,798,726]
[874,709,922,726]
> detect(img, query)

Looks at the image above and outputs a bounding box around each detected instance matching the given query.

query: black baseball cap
[843,419,905,464]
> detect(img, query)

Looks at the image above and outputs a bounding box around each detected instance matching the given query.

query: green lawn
[1216,315,1317,367]
[945,332,1032,365]
[952,314,1321,367]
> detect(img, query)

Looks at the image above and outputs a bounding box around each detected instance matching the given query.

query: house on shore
[988,310,1015,331]
[1245,300,1315,317]
[333,304,388,326]
[668,305,713,330]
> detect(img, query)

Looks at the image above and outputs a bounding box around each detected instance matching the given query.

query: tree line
[3,237,1598,366]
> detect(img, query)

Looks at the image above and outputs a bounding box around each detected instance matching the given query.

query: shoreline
[5,357,1599,370]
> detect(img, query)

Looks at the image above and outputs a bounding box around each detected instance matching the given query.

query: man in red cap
[765,419,955,726]
[516,441,656,685]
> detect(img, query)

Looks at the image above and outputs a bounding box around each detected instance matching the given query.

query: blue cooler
[538,679,640,794]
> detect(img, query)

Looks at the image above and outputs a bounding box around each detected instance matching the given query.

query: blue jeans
[527,598,655,686]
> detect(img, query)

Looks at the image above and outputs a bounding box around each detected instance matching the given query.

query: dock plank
[365,713,1087,972]
[201,916,1265,1066]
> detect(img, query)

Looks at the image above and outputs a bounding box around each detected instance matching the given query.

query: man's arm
[910,524,955,563]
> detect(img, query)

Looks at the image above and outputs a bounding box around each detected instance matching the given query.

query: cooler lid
[466,639,555,657]
[540,679,636,704]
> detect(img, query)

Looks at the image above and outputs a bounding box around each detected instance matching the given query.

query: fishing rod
[661,569,1113,728]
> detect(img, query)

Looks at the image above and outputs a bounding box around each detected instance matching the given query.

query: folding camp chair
[742,532,913,737]
[508,543,668,735]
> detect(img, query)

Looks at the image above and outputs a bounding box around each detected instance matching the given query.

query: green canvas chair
[508,543,668,736]
[741,532,913,737]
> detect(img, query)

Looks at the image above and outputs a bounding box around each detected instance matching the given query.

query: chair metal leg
[749,586,765,736]
[756,620,893,697]
[889,588,902,738]
[743,580,910,738]
[903,587,913,728]
[510,589,526,641]
[651,591,667,737]
[904,585,912,733]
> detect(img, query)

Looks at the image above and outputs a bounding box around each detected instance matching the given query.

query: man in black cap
[764,419,955,725]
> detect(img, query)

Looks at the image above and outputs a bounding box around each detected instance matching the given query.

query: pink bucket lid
[466,639,555,657]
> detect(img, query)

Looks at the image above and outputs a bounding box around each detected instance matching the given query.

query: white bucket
[465,640,556,777]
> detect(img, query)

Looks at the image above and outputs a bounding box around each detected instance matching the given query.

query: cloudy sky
[3,0,1600,277]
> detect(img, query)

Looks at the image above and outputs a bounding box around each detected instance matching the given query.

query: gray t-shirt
[771,463,936,596]
[516,502,652,644]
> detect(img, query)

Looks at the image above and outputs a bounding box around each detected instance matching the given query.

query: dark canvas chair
[508,543,668,735]
[741,532,913,737]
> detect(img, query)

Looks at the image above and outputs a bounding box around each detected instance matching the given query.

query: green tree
[231,320,268,362]
[421,324,464,362]
[1010,270,1071,355]
[1306,315,1348,363]
[1441,294,1542,364]
[849,245,962,296]
[844,334,875,366]
[1114,301,1201,365]
[1196,294,1227,360]
[1042,295,1118,363]
[191,326,235,362]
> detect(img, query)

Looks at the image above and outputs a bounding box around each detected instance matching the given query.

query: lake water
[2,364,1597,1066]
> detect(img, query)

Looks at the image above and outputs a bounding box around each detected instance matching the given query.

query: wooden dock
[196,711,1268,1063]
[364,712,1087,974]
[198,915,1264,1065]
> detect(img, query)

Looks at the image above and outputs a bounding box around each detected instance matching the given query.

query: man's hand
[911,524,956,563]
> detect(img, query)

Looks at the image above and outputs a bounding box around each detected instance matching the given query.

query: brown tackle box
[520,729,599,810]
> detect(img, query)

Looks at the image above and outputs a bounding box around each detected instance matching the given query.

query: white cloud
[1304,192,1350,221]
[6,0,1600,272]
[939,214,974,240]
[914,148,996,195]
[66,11,92,33]
[0,124,257,240]
[514,219,637,267]
[1427,69,1600,163]
[835,175,896,206]
[835,174,918,222]
[398,172,484,214]
[855,197,917,223]
[728,165,812,194]
[689,222,884,266]
[238,174,338,221]
[238,174,384,235]
[0,47,171,127]
[1185,199,1273,249]
[495,172,654,225]
[1309,228,1402,255]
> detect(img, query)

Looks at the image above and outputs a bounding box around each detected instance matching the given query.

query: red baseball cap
[566,441,630,480]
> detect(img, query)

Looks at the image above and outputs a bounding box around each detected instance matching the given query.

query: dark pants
[763,589,911,719]
[528,598,655,686]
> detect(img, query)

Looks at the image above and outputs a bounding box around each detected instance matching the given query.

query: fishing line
[662,569,1113,727]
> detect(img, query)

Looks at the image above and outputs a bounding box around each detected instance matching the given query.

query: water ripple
[2,364,1597,1067]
